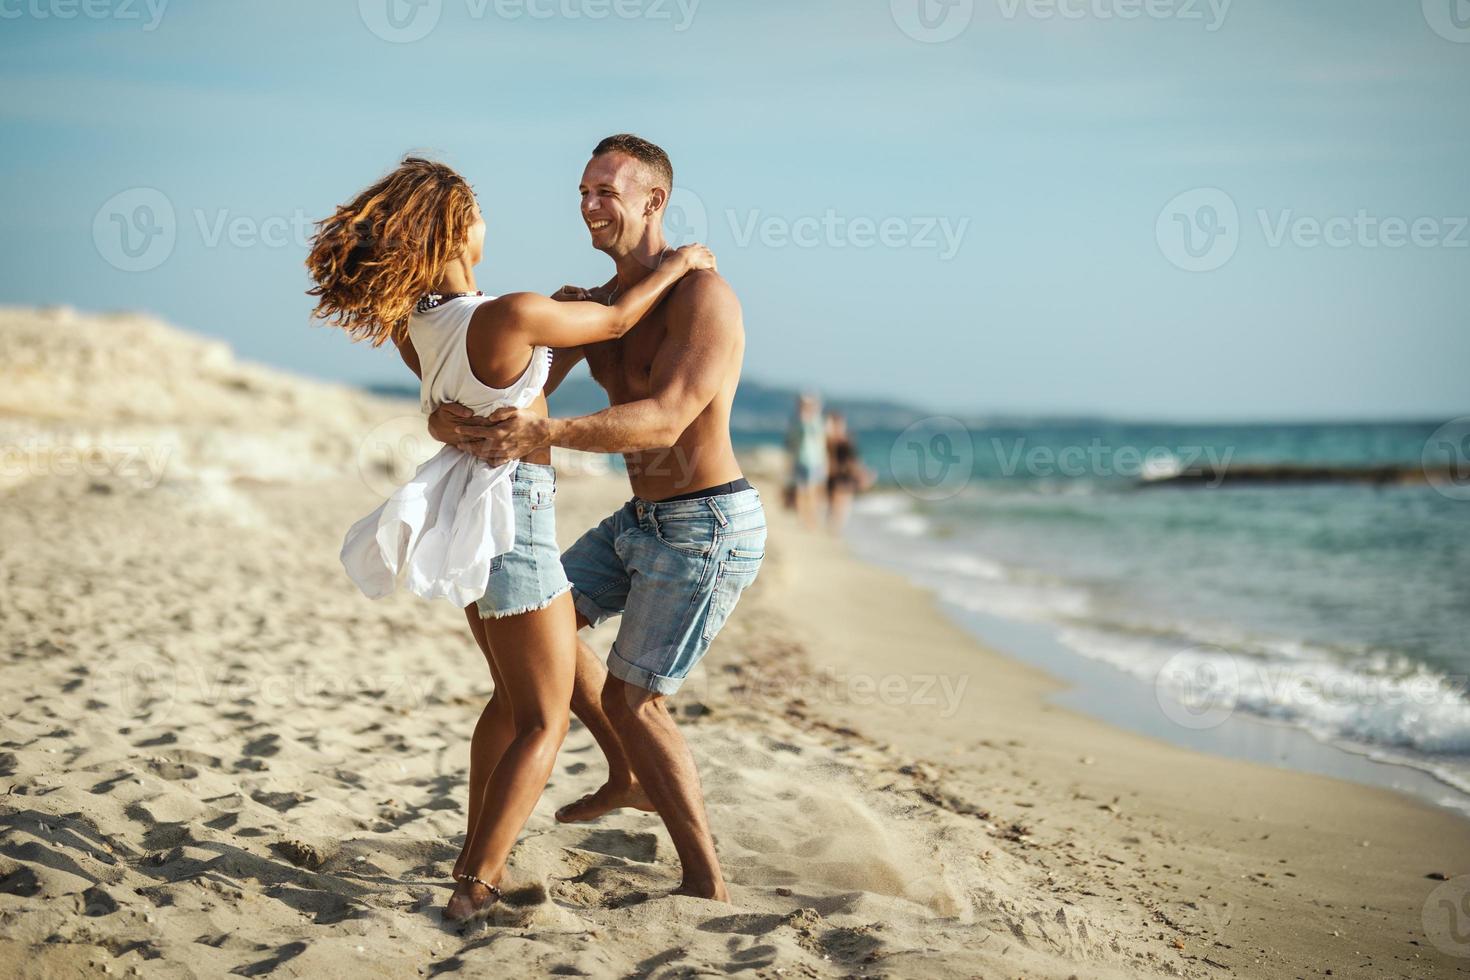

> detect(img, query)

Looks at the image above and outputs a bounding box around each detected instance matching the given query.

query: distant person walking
[825,411,872,533]
[786,393,827,528]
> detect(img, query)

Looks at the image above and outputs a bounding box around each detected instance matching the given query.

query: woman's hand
[672,242,716,273]
[551,285,592,303]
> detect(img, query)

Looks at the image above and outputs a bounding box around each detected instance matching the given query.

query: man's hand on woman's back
[428,403,474,449]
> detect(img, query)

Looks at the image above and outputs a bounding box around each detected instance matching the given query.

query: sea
[739,419,1470,813]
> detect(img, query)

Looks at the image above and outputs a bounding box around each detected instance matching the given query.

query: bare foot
[444,878,500,924]
[451,846,467,882]
[555,781,656,823]
[672,879,730,903]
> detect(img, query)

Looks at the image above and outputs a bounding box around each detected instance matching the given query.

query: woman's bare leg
[453,606,515,880]
[447,591,576,917]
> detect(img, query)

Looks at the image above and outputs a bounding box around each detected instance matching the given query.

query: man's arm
[460,273,741,462]
[426,285,593,447]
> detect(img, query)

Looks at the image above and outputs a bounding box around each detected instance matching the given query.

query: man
[428,134,762,903]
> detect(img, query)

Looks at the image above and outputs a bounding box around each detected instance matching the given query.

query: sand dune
[2,309,1465,978]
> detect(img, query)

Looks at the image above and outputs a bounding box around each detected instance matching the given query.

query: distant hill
[366,369,933,434]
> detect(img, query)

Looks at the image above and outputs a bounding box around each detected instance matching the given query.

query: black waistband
[653,478,752,505]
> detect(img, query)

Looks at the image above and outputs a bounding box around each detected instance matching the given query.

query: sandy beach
[2,308,1468,979]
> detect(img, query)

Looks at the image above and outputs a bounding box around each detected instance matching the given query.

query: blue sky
[2,0,1466,420]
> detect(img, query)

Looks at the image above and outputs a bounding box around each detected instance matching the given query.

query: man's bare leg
[556,623,655,822]
[599,674,728,901]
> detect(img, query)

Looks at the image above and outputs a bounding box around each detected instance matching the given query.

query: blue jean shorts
[476,463,572,620]
[563,488,767,695]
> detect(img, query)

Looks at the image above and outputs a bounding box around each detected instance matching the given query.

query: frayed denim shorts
[563,488,767,695]
[475,463,572,620]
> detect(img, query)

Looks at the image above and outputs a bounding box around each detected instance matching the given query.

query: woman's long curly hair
[305,157,479,347]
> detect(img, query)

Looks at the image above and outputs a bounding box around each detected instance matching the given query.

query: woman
[824,411,872,533]
[785,393,827,528]
[305,157,713,923]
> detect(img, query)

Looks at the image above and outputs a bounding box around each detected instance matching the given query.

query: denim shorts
[476,463,572,620]
[563,488,767,695]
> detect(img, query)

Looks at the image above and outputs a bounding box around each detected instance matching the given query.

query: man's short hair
[592,134,674,192]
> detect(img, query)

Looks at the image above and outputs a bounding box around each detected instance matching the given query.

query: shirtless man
[427,134,762,902]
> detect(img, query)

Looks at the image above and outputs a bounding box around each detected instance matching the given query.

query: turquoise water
[747,419,1470,796]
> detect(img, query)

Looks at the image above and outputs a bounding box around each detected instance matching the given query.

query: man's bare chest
[586,315,669,404]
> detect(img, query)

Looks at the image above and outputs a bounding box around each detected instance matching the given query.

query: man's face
[579,152,665,256]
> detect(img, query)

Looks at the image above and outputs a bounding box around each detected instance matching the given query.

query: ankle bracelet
[455,872,503,898]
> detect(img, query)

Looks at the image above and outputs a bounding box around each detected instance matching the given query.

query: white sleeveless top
[340,295,552,607]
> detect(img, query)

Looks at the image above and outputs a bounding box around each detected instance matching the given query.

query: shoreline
[840,486,1470,821]
[952,604,1470,818]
